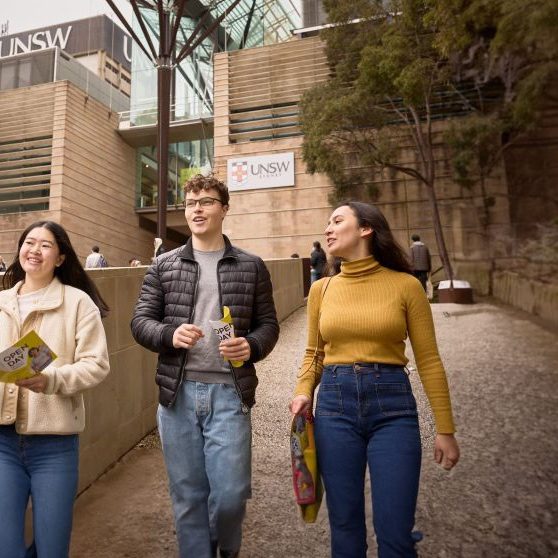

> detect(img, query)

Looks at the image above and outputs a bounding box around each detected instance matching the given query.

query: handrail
[118,99,213,127]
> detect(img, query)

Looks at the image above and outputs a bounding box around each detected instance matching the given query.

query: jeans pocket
[316,384,343,416]
[375,383,417,416]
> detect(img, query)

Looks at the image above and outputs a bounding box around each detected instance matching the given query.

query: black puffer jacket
[131,236,279,410]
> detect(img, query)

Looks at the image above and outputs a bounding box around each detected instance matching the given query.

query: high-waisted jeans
[314,364,422,558]
[0,425,79,558]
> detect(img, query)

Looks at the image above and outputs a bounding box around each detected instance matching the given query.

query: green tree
[301,0,557,282]
[433,0,558,230]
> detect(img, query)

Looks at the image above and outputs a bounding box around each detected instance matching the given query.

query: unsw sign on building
[227,153,295,191]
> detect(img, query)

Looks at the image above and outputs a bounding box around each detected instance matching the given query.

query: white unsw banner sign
[227,153,295,191]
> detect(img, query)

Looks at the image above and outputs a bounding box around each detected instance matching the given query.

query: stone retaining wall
[0,258,305,492]
[492,271,558,328]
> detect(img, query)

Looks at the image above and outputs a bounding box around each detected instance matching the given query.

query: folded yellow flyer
[0,330,56,383]
[209,306,243,368]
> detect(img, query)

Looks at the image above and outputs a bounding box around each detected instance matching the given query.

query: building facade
[0,16,154,266]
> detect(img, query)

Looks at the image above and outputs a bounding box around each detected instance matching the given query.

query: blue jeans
[314,364,422,558]
[157,381,252,558]
[0,425,79,558]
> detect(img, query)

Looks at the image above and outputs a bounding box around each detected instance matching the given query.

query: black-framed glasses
[184,197,223,209]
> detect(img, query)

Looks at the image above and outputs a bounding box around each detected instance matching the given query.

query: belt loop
[331,365,338,378]
[373,363,379,371]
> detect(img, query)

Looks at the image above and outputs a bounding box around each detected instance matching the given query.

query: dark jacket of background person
[131,236,279,409]
[310,245,327,275]
[410,240,431,272]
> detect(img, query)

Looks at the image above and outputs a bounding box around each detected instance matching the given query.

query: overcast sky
[1,0,133,35]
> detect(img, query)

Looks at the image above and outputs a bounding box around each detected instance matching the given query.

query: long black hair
[337,201,412,274]
[3,221,110,317]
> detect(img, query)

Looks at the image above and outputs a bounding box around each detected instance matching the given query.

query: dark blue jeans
[0,425,79,558]
[314,364,422,558]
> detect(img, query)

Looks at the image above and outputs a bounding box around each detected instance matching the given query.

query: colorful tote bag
[290,411,323,523]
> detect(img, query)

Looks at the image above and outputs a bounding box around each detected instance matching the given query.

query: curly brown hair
[183,174,230,206]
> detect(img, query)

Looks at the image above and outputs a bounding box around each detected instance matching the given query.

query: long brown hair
[3,221,110,317]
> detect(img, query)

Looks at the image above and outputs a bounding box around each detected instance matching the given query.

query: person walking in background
[84,245,108,269]
[310,240,327,284]
[290,201,459,558]
[409,234,431,291]
[153,237,166,260]
[132,174,279,558]
[0,221,110,558]
[0,256,6,272]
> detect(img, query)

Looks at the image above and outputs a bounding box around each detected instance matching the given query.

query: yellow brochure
[209,306,243,368]
[0,330,57,383]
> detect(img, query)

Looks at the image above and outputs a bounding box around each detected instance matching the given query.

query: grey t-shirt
[185,248,233,384]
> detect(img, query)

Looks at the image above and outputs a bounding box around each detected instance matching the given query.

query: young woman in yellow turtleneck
[290,201,459,558]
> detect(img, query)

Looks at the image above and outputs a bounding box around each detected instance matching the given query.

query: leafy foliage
[430,0,558,176]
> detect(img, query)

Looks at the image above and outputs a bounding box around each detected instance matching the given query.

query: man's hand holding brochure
[0,330,56,383]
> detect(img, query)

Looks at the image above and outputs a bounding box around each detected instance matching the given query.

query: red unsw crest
[231,161,248,186]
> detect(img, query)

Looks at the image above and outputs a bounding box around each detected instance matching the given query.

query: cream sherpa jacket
[0,277,109,434]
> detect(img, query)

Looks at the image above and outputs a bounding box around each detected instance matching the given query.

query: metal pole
[156,8,171,241]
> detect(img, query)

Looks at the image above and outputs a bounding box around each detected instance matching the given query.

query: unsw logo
[231,161,248,186]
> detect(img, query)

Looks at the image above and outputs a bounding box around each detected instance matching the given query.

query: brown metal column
[156,9,171,241]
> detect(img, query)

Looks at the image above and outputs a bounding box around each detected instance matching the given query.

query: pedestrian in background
[132,175,279,558]
[0,221,110,558]
[310,240,327,284]
[409,234,431,291]
[0,255,6,272]
[291,201,459,558]
[153,237,165,260]
[84,245,108,269]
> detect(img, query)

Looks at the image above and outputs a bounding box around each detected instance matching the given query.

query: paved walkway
[71,301,558,557]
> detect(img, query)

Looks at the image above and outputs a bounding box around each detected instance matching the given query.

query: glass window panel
[0,61,17,90]
[130,2,302,119]
[18,60,32,87]
[136,139,214,209]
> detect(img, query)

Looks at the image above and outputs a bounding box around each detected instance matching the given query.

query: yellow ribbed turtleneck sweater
[295,256,455,434]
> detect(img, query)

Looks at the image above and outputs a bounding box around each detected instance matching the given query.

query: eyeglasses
[184,197,223,209]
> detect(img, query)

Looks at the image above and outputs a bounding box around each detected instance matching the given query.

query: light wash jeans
[315,364,422,558]
[0,425,79,558]
[157,381,252,558]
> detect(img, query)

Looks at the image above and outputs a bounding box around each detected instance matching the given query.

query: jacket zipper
[217,258,248,414]
[167,261,199,408]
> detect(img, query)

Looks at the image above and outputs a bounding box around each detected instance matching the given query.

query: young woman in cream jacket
[0,220,110,558]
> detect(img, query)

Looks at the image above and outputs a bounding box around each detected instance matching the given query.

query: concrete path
[71,301,558,557]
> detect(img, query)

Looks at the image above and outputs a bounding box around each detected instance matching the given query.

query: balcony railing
[118,97,213,129]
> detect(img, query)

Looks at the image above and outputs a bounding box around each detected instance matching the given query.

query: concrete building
[0,16,155,267]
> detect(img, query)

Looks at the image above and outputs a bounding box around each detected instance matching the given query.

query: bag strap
[320,276,332,303]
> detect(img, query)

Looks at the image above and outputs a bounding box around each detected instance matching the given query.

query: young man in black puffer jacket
[131,174,279,558]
